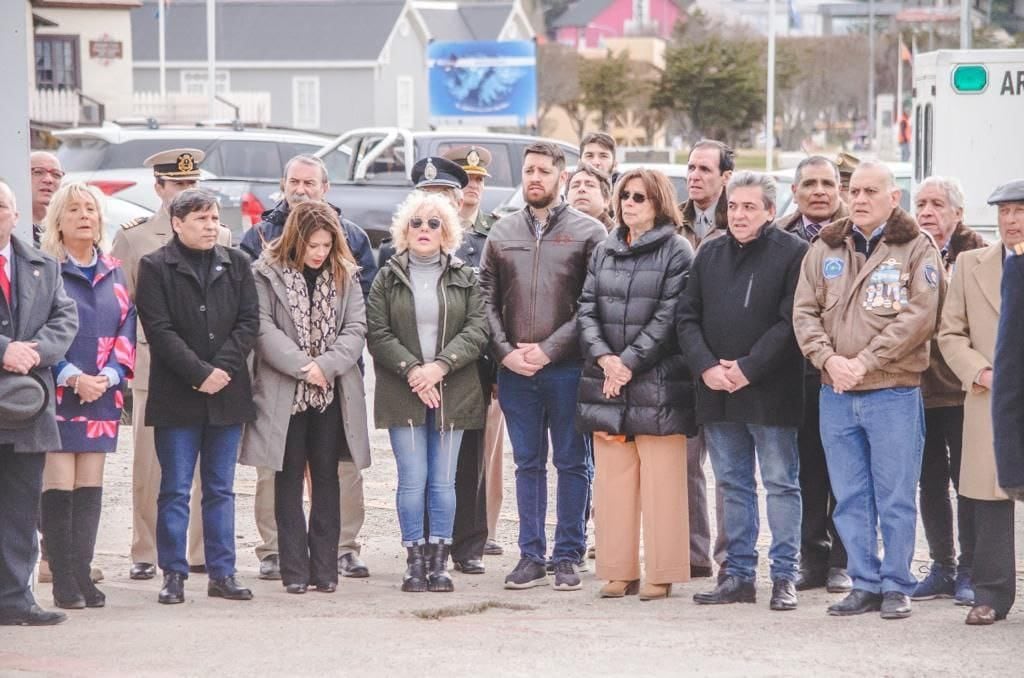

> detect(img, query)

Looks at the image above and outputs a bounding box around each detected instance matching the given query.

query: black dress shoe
[690,565,714,579]
[795,568,827,591]
[188,564,207,574]
[158,572,185,605]
[826,567,853,593]
[880,591,912,620]
[0,604,68,626]
[827,589,882,616]
[313,582,337,593]
[130,562,156,580]
[693,575,757,605]
[208,575,253,601]
[483,540,504,556]
[453,558,486,574]
[258,554,281,581]
[338,553,370,578]
[284,583,307,594]
[770,579,798,611]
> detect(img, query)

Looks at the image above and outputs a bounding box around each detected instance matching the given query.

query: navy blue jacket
[992,248,1024,492]
[239,200,377,302]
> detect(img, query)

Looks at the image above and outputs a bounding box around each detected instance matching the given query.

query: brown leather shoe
[965,605,1003,625]
[639,582,672,601]
[599,580,640,598]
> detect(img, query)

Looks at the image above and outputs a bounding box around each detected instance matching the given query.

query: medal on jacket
[864,258,905,311]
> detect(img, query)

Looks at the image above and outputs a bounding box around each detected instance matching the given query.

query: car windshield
[57,138,215,172]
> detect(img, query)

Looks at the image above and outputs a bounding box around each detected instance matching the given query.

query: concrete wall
[34,7,134,109]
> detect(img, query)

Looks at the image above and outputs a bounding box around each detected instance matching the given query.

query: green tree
[579,51,633,131]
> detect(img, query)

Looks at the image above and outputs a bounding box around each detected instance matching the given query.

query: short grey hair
[169,188,219,221]
[794,155,839,185]
[853,160,897,190]
[727,171,777,209]
[917,176,965,212]
[284,154,329,184]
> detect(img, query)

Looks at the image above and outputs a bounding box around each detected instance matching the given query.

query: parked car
[54,123,333,242]
[313,128,580,245]
[101,195,152,245]
[772,160,912,218]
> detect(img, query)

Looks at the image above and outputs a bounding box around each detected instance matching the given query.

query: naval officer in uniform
[111,149,232,580]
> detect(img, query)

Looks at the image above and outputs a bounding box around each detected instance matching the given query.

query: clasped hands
[702,359,751,393]
[597,354,633,398]
[824,355,867,394]
[501,342,551,377]
[407,361,447,408]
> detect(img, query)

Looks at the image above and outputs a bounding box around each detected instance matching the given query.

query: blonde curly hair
[40,182,106,260]
[389,190,463,255]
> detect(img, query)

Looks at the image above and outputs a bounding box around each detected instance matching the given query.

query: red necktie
[0,254,11,306]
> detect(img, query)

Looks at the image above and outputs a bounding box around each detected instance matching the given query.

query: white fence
[30,89,272,126]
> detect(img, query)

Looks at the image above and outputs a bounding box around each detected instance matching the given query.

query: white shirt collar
[0,240,12,280]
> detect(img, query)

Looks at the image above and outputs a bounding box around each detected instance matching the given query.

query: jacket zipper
[743,273,754,308]
[438,266,449,430]
[529,217,542,344]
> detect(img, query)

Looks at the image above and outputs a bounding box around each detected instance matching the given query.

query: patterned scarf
[282,266,338,413]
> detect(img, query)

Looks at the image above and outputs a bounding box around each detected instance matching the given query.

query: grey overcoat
[239,257,370,472]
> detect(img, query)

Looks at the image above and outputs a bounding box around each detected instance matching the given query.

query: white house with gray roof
[130,0,534,133]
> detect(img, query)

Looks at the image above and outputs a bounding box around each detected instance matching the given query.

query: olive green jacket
[367,252,489,431]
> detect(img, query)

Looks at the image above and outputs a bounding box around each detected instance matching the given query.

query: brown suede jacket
[793,207,945,391]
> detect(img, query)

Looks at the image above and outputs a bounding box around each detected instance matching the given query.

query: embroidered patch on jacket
[863,258,907,311]
[923,263,939,288]
[823,257,844,279]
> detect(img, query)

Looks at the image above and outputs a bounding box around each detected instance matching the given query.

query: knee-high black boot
[40,489,85,609]
[72,486,105,608]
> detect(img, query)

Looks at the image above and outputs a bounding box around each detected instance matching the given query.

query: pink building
[553,0,684,50]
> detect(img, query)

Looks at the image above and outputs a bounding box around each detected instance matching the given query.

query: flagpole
[766,0,776,171]
[207,0,216,119]
[896,33,903,153]
[158,0,166,98]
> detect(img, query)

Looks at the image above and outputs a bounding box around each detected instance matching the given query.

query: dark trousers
[972,499,1015,616]
[276,403,343,586]
[798,379,846,571]
[451,428,489,563]
[0,446,45,612]
[919,406,973,570]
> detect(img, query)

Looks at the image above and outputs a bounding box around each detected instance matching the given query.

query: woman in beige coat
[240,201,370,594]
[938,241,1014,625]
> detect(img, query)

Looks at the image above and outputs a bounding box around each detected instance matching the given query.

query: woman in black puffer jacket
[577,167,695,601]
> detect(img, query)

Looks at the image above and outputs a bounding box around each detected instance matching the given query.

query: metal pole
[0,2,32,243]
[867,0,875,150]
[960,0,971,49]
[766,0,776,171]
[207,0,216,119]
[158,0,166,97]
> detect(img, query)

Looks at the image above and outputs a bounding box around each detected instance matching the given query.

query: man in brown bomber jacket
[793,161,944,620]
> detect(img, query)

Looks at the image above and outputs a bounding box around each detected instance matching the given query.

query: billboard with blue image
[427,40,537,127]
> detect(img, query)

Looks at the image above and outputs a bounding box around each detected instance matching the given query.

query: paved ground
[2,355,1024,677]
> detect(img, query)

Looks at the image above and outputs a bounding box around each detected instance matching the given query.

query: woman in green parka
[367,190,488,593]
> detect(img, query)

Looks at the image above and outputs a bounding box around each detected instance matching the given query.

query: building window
[35,35,80,90]
[292,76,321,130]
[396,76,414,128]
[180,70,230,96]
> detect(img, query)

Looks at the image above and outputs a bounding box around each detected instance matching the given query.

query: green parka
[367,251,489,431]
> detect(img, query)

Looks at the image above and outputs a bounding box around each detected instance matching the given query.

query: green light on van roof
[952,64,988,93]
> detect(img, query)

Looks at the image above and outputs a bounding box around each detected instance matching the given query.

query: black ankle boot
[71,487,105,608]
[427,542,454,593]
[40,490,85,610]
[402,544,427,593]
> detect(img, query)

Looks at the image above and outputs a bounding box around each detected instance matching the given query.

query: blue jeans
[154,424,243,580]
[388,409,463,546]
[704,422,801,582]
[819,386,925,595]
[498,361,590,564]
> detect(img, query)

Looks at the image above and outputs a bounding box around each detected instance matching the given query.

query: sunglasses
[409,217,442,230]
[620,191,648,204]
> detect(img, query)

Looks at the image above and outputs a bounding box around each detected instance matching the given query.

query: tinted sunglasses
[620,191,648,204]
[409,217,442,230]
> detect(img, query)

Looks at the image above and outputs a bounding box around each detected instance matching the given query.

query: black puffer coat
[576,224,696,436]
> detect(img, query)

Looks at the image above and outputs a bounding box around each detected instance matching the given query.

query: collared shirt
[694,204,716,239]
[852,223,886,258]
[526,202,560,240]
[0,240,11,285]
[801,215,823,240]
